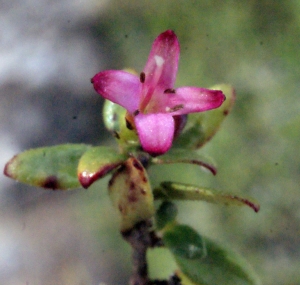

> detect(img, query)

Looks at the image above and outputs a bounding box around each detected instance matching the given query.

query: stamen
[133,110,140,116]
[164,88,176,94]
[166,104,184,112]
[125,118,134,130]
[140,72,146,83]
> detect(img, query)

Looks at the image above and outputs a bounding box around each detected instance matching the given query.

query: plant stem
[122,220,160,285]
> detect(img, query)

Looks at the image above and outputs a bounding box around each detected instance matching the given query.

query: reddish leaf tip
[3,156,17,178]
[192,160,217,176]
[78,163,122,189]
[3,162,11,178]
[232,196,260,213]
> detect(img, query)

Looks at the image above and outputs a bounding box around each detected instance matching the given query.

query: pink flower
[92,30,225,156]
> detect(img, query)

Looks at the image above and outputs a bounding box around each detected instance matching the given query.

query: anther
[125,118,134,130]
[164,88,176,94]
[167,104,184,112]
[140,72,146,83]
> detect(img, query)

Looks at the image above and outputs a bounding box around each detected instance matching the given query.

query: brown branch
[122,220,154,285]
[122,220,181,285]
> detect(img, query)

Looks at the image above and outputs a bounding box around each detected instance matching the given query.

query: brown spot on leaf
[42,176,60,190]
[223,110,229,115]
[128,193,139,203]
[130,181,135,191]
[132,160,143,172]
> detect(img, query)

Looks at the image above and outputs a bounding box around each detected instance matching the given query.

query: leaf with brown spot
[4,144,91,190]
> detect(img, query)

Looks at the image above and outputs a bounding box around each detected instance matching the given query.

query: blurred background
[1,0,299,284]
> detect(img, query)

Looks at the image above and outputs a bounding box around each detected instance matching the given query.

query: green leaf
[77,146,127,188]
[163,224,261,285]
[174,84,235,149]
[4,144,90,190]
[155,201,178,230]
[154,181,260,213]
[151,148,217,175]
[163,224,207,259]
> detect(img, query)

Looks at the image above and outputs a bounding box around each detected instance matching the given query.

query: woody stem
[122,220,163,285]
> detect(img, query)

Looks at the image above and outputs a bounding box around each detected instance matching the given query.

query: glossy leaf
[163,224,261,285]
[173,84,235,149]
[163,224,207,259]
[154,181,260,213]
[4,144,90,190]
[151,148,217,175]
[155,201,178,230]
[77,146,127,188]
[108,157,154,232]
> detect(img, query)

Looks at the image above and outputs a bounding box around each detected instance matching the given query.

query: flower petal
[91,70,141,113]
[162,87,226,115]
[134,113,174,156]
[140,30,180,110]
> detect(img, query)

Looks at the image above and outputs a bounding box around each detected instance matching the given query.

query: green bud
[108,157,154,232]
[103,100,140,152]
